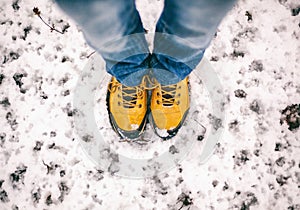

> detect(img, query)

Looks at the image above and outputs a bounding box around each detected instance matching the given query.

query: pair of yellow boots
[107,76,189,140]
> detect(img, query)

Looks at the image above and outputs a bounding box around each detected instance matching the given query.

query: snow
[154,128,169,137]
[130,124,140,130]
[0,0,300,209]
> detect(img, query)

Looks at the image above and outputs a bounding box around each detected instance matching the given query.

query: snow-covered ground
[0,0,299,209]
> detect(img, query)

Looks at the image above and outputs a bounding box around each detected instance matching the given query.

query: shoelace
[142,75,179,106]
[108,76,181,108]
[108,81,144,109]
[122,85,144,108]
[142,75,159,90]
[160,84,178,106]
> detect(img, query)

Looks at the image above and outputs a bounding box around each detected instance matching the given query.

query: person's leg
[149,0,236,139]
[152,0,236,85]
[55,0,151,139]
[55,0,150,86]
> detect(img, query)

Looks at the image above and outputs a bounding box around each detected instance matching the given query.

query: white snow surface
[0,0,300,209]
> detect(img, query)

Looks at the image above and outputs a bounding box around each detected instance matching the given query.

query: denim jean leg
[55,0,150,86]
[152,0,236,85]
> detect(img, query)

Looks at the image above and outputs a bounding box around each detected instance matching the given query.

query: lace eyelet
[157,100,160,105]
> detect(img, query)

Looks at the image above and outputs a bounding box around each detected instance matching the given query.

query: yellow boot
[106,77,147,139]
[150,77,190,140]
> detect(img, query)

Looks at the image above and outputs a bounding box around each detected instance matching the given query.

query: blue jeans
[55,0,236,86]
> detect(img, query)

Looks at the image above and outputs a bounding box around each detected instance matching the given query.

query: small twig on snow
[33,7,65,34]
[86,51,96,59]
